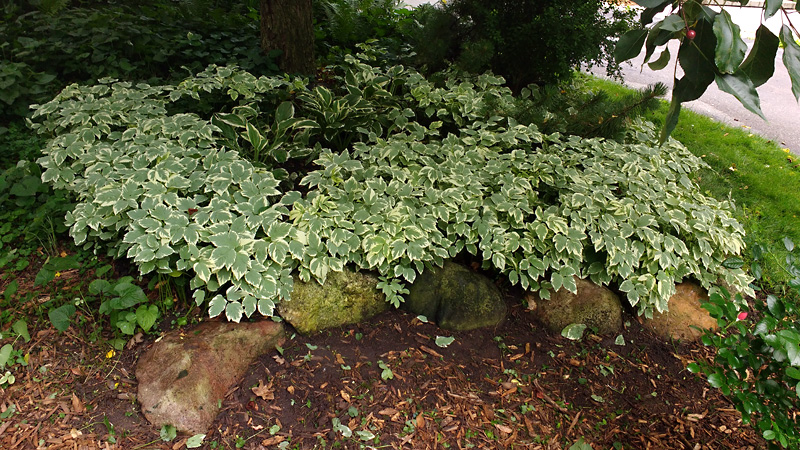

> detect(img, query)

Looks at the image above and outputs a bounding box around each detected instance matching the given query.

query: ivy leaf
[12,320,30,343]
[713,10,747,74]
[561,323,587,341]
[48,304,77,332]
[740,25,779,87]
[114,282,147,309]
[136,304,159,332]
[615,29,648,63]
[715,73,765,120]
[781,25,800,101]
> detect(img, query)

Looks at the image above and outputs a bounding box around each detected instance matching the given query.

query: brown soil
[0,272,766,450]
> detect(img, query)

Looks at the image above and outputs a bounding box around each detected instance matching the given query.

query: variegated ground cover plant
[29,53,752,321]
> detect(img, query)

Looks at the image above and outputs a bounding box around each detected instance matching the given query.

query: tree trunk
[260,0,315,76]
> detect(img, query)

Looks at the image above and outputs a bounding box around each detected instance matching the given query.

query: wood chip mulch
[1,294,766,450]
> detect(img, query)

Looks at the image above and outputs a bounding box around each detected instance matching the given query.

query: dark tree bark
[259,0,315,76]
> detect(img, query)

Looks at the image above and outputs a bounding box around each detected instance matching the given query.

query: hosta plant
[30,53,752,321]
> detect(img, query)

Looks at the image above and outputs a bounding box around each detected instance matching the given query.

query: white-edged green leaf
[208,295,226,318]
[160,424,177,442]
[186,434,206,448]
[561,323,587,341]
[435,336,455,348]
[226,301,244,323]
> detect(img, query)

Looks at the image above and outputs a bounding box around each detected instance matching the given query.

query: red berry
[687,29,696,40]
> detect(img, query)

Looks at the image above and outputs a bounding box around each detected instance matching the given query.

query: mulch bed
[1,289,765,450]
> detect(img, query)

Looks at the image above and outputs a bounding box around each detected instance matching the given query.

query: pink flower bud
[737,311,748,321]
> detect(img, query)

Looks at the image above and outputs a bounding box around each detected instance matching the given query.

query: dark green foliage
[483,77,668,141]
[313,0,416,63]
[410,0,636,91]
[0,0,276,121]
[690,239,800,449]
[0,124,73,272]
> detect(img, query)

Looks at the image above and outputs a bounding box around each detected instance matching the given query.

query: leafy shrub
[30,54,752,321]
[0,61,58,119]
[0,124,73,272]
[0,1,275,121]
[690,238,800,449]
[482,76,668,141]
[313,0,416,62]
[409,0,636,91]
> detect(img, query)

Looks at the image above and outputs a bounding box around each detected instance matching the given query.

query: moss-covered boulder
[532,277,622,334]
[277,268,390,335]
[403,261,507,331]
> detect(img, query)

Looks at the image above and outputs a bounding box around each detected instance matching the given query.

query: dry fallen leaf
[251,380,274,401]
[340,390,351,402]
[71,393,85,414]
[261,435,285,446]
[126,332,144,350]
[378,408,398,416]
[495,423,513,434]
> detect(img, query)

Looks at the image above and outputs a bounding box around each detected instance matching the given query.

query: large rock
[136,320,284,434]
[277,268,390,335]
[403,261,507,331]
[643,282,718,341]
[532,277,622,334]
